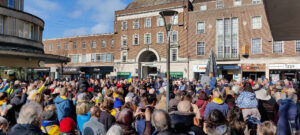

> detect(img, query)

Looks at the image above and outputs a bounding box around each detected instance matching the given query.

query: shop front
[269,64,300,83]
[117,72,131,80]
[217,65,240,81]
[81,66,114,79]
[193,65,206,81]
[165,72,183,80]
[241,64,266,80]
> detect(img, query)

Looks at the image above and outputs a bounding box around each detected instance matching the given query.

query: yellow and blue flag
[128,73,132,83]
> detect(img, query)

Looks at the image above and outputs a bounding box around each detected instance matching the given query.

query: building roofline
[0,5,45,25]
[43,33,114,41]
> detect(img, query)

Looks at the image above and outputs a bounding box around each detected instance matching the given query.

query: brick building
[43,34,115,79]
[43,0,300,82]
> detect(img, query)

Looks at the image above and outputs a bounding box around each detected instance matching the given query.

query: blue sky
[24,0,134,39]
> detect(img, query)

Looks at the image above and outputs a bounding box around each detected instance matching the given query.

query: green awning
[117,72,131,76]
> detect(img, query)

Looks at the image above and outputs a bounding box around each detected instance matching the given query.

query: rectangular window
[197,42,205,56]
[251,38,262,54]
[144,33,151,44]
[296,40,300,52]
[122,51,127,62]
[197,22,205,34]
[82,54,86,63]
[157,16,164,27]
[171,31,178,43]
[171,49,178,62]
[170,15,178,25]
[252,16,262,29]
[122,36,127,47]
[101,40,106,48]
[18,0,23,10]
[91,54,96,62]
[133,20,139,29]
[273,41,284,53]
[234,0,242,6]
[73,42,77,49]
[23,23,29,38]
[200,4,207,11]
[0,16,3,34]
[111,39,115,48]
[107,53,112,62]
[252,0,261,4]
[91,40,96,48]
[122,21,127,30]
[73,55,78,63]
[216,1,223,8]
[30,24,34,40]
[82,41,86,49]
[56,43,60,50]
[8,0,14,8]
[145,18,151,28]
[216,18,239,59]
[100,53,106,62]
[49,44,52,51]
[64,43,68,50]
[133,34,139,45]
[157,32,164,44]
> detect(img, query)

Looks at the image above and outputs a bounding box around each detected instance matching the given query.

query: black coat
[169,111,204,135]
[99,111,115,132]
[8,124,46,135]
[7,94,27,126]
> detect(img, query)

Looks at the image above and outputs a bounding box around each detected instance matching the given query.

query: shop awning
[264,0,300,41]
[0,50,70,64]
[217,65,240,70]
[82,66,114,73]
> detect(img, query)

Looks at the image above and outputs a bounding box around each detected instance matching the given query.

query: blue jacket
[236,91,258,109]
[210,77,217,90]
[204,100,228,120]
[277,99,298,135]
[54,96,75,122]
[77,112,90,134]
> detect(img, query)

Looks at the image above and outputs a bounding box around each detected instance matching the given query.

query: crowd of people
[0,73,299,135]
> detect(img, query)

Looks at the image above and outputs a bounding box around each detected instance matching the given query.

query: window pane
[0,16,3,34]
[296,41,300,52]
[224,18,231,58]
[145,18,151,28]
[200,4,207,11]
[56,44,60,50]
[64,43,68,50]
[273,41,283,53]
[145,33,151,44]
[231,18,238,58]
[122,36,127,46]
[234,0,242,6]
[252,0,261,4]
[171,31,177,43]
[82,54,86,63]
[101,40,106,48]
[91,54,96,62]
[73,42,77,49]
[92,40,96,48]
[216,19,223,58]
[252,16,262,29]
[197,42,205,56]
[171,15,178,25]
[111,39,115,48]
[82,42,86,49]
[157,17,164,26]
[107,53,111,62]
[197,22,205,34]
[122,21,127,30]
[8,0,14,8]
[252,38,262,54]
[133,20,139,29]
[49,44,52,51]
[157,32,164,43]
[171,49,177,61]
[216,1,223,8]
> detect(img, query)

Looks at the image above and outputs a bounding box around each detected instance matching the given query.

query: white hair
[0,117,8,125]
[17,102,43,126]
[106,125,123,135]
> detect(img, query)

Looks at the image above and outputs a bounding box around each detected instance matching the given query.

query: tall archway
[137,50,159,78]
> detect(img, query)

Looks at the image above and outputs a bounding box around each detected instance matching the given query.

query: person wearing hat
[111,97,122,117]
[255,89,278,122]
[59,117,77,135]
[41,110,60,135]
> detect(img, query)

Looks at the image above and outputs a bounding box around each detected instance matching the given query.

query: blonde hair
[76,102,89,115]
[44,104,56,112]
[31,93,43,105]
[258,121,277,135]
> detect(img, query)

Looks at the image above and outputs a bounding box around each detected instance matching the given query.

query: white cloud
[91,23,110,33]
[24,0,60,19]
[63,27,89,37]
[67,0,128,35]
[69,10,82,19]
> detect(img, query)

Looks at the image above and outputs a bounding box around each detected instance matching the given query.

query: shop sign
[269,64,300,69]
[241,64,266,72]
[117,72,131,76]
[193,65,206,72]
[165,72,183,78]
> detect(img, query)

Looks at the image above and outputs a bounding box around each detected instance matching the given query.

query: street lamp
[159,10,178,112]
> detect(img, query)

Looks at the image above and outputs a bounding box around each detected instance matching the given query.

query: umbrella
[205,48,218,77]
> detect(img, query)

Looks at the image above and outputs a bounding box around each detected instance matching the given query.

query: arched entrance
[137,50,159,79]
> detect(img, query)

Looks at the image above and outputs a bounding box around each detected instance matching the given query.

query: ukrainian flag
[128,73,132,83]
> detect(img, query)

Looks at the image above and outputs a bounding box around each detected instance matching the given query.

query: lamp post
[159,10,178,112]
